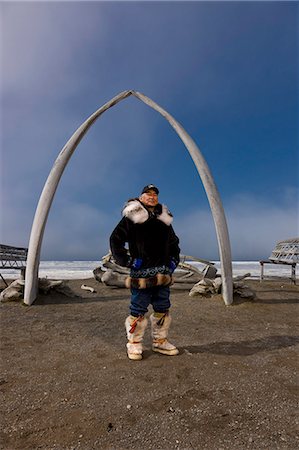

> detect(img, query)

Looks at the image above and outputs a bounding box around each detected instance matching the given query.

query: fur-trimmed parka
[110,199,180,279]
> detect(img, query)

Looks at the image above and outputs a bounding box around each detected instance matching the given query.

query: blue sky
[1,1,298,261]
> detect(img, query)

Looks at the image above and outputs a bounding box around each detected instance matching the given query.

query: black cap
[141,184,159,195]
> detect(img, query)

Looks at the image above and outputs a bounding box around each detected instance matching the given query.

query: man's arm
[169,225,180,266]
[110,217,132,267]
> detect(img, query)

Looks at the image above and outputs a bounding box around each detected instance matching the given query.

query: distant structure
[23,90,233,306]
[269,238,299,264]
[259,238,298,284]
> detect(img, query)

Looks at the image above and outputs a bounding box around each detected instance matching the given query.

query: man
[110,184,180,361]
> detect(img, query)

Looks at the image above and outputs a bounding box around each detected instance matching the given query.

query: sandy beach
[1,278,298,450]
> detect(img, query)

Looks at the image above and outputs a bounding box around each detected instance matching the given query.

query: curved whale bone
[24,91,233,306]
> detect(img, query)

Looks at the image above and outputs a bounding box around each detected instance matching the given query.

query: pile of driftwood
[93,253,216,290]
[189,273,255,299]
[93,253,255,299]
[0,279,76,302]
[0,254,255,302]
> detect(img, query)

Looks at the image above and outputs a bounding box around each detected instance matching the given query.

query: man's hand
[131,258,143,269]
[169,258,177,273]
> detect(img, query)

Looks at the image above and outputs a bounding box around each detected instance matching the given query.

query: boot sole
[127,353,143,360]
[152,347,179,356]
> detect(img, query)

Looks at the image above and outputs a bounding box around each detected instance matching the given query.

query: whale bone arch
[24,90,233,305]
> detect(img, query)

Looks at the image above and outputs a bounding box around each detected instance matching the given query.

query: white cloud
[42,200,112,259]
[176,192,298,261]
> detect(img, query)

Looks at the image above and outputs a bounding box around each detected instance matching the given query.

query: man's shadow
[181,335,299,356]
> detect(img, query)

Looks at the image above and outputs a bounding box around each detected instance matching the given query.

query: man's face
[139,189,159,207]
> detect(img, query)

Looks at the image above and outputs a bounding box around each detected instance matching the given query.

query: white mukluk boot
[125,315,148,360]
[150,312,179,356]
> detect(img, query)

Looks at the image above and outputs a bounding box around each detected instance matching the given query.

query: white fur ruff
[157,205,173,226]
[123,200,173,225]
[123,200,148,224]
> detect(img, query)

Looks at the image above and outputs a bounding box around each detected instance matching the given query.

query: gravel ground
[1,278,298,450]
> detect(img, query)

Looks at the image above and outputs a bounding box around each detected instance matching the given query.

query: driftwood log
[0,279,25,302]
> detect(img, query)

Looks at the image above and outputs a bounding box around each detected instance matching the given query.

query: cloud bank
[3,188,297,261]
[176,191,298,261]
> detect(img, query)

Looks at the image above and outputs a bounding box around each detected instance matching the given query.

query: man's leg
[150,287,179,356]
[130,287,151,318]
[125,288,151,360]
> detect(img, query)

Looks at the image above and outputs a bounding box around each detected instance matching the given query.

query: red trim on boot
[129,316,144,334]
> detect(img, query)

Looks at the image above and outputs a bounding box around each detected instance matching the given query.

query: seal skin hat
[141,184,159,195]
